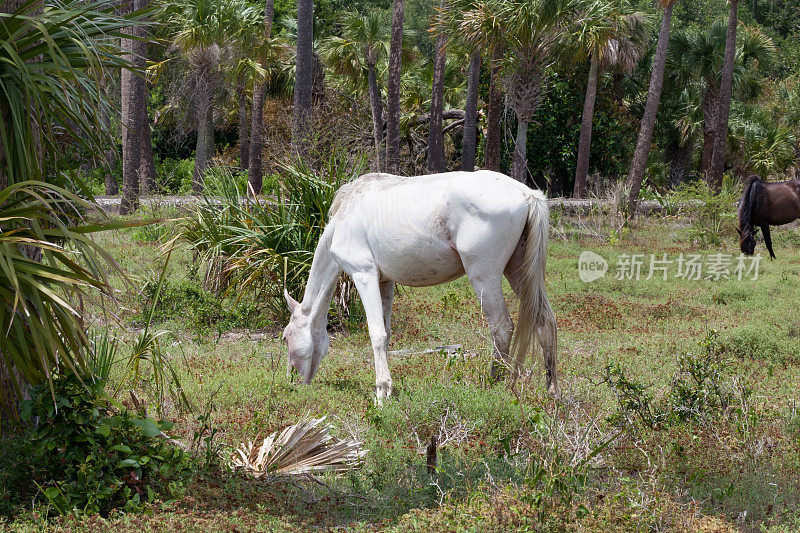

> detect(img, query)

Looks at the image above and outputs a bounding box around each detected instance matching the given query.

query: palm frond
[232,417,367,476]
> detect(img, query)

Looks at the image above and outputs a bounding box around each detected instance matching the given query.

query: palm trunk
[120,0,143,214]
[248,0,274,195]
[385,0,405,174]
[573,57,599,198]
[427,23,447,174]
[484,46,504,172]
[291,0,314,160]
[511,116,528,182]
[627,1,674,206]
[708,0,738,190]
[237,73,249,171]
[192,77,211,194]
[367,57,384,172]
[461,52,481,172]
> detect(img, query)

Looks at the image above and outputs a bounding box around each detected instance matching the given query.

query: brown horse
[738,175,800,259]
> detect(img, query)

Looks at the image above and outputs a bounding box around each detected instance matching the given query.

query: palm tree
[450,0,507,172]
[668,21,775,181]
[121,0,145,213]
[0,0,145,419]
[707,0,738,189]
[170,0,258,194]
[322,11,390,171]
[572,0,649,198]
[385,0,405,174]
[427,0,447,173]
[728,104,796,179]
[292,0,314,159]
[627,0,678,206]
[463,0,601,183]
[461,51,481,171]
[485,46,504,171]
[248,0,275,195]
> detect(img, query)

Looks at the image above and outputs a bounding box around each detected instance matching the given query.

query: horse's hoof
[375,380,392,406]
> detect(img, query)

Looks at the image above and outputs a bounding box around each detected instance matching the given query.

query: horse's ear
[284,289,300,313]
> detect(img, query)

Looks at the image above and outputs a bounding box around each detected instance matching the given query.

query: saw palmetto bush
[0,2,149,422]
[180,153,366,320]
[0,183,150,421]
[0,0,143,187]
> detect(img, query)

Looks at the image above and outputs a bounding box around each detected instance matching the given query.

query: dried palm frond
[231,417,367,477]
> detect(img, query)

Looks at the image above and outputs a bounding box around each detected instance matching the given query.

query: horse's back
[327,171,537,287]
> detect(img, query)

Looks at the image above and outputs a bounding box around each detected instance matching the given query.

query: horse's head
[282,290,328,383]
[738,225,756,256]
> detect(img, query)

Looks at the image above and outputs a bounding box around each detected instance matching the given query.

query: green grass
[4,210,800,531]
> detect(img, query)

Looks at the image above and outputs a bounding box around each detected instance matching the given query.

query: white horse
[282,170,558,403]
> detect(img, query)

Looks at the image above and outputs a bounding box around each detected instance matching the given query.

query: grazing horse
[282,170,558,403]
[738,175,800,259]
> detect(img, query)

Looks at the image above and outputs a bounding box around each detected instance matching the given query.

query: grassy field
[4,205,800,532]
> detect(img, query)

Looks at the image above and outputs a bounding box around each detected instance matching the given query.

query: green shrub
[20,373,192,516]
[605,331,753,428]
[672,178,739,246]
[135,277,266,333]
[154,157,194,194]
[720,322,800,363]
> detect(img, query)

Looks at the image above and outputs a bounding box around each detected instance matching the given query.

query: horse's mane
[738,174,760,242]
[328,172,406,218]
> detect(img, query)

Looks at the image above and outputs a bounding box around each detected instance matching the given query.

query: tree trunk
[427,21,446,174]
[237,72,249,171]
[248,0,274,195]
[708,0,738,190]
[120,0,143,214]
[367,57,384,172]
[385,0,405,174]
[511,116,528,182]
[573,57,599,198]
[485,46,504,172]
[291,0,314,160]
[461,52,481,172]
[192,77,211,194]
[627,1,674,206]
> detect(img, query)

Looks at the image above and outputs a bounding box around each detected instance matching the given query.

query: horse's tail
[510,190,558,394]
[738,175,759,247]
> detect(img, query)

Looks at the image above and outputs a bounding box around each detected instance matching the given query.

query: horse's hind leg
[466,274,514,382]
[761,225,776,259]
[380,281,394,345]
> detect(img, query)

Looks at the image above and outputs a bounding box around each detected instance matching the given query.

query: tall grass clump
[179,153,366,320]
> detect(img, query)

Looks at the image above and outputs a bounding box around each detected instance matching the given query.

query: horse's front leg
[352,271,393,404]
[761,225,776,259]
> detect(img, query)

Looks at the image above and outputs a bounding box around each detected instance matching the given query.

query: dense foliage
[19,373,192,516]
